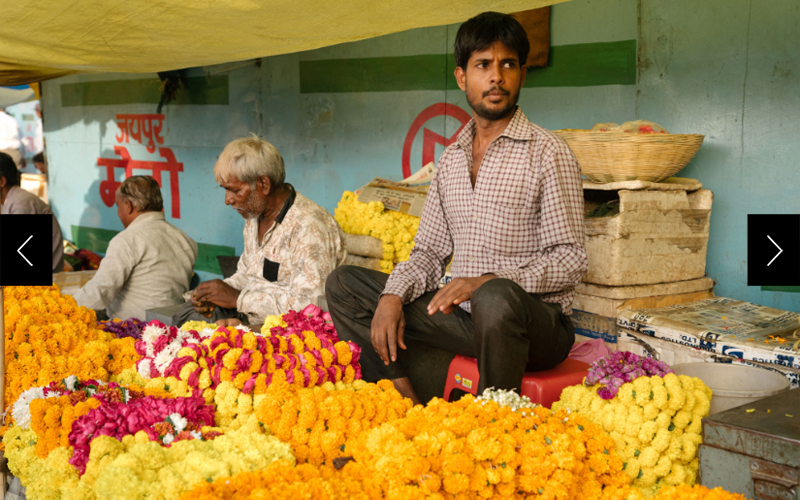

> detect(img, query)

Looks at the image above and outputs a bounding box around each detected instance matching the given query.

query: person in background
[0,151,64,273]
[0,107,25,168]
[326,12,587,404]
[173,135,346,327]
[73,176,198,320]
[33,101,44,155]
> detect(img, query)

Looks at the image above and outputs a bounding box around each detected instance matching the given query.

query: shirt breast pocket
[483,203,537,257]
[263,259,281,282]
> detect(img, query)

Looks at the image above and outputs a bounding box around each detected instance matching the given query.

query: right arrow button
[767,235,783,267]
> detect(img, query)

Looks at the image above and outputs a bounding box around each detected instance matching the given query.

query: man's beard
[466,85,520,121]
[238,190,267,219]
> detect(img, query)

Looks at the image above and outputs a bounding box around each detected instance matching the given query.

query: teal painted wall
[42,0,637,281]
[637,0,800,311]
[41,0,800,312]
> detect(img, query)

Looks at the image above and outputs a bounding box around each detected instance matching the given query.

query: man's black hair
[0,152,19,187]
[454,12,530,70]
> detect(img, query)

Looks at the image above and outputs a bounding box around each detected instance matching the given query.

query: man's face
[220,176,267,219]
[457,42,526,121]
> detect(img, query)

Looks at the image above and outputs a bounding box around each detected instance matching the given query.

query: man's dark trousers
[325,265,575,395]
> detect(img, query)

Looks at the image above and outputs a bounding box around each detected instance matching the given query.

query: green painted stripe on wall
[525,40,636,88]
[299,40,636,93]
[60,75,230,107]
[72,225,118,254]
[71,225,235,275]
[761,286,800,293]
[195,242,237,275]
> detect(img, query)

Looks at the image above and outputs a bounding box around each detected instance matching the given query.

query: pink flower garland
[68,395,215,474]
[585,351,673,399]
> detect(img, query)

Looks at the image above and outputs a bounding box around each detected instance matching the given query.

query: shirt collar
[455,106,533,152]
[128,211,165,228]
[274,184,296,225]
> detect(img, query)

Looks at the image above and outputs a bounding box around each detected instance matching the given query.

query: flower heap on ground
[254,378,414,466]
[2,286,139,443]
[184,388,630,500]
[600,484,746,500]
[334,191,420,272]
[133,305,361,398]
[554,353,712,497]
[15,376,170,460]
[4,423,293,500]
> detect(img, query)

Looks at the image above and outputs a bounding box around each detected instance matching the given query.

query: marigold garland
[334,191,419,273]
[2,286,140,443]
[3,424,294,500]
[554,373,712,496]
[253,379,413,466]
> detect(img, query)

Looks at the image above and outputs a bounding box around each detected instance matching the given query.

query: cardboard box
[52,270,97,296]
[584,188,713,286]
[571,277,714,349]
[618,328,800,388]
[617,297,800,371]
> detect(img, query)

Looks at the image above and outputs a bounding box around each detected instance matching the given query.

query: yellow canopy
[0,0,566,85]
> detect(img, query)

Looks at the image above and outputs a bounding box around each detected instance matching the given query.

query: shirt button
[472,215,478,221]
[469,257,475,262]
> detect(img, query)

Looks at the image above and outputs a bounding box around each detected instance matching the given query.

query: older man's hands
[192,280,241,317]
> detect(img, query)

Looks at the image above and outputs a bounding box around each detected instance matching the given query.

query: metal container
[700,388,800,499]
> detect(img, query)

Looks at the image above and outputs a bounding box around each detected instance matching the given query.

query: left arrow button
[17,234,33,266]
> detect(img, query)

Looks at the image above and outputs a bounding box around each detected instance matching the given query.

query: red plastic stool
[442,355,590,408]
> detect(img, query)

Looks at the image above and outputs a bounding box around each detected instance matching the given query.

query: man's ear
[258,176,272,196]
[520,64,528,88]
[0,176,6,189]
[455,66,467,92]
[124,199,135,215]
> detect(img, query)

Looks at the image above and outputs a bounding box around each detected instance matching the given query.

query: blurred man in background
[0,152,64,273]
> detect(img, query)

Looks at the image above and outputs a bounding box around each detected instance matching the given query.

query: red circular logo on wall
[401,103,471,179]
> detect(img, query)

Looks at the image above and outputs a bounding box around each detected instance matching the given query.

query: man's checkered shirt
[383,107,587,315]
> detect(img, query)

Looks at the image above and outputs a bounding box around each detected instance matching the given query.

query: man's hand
[216,318,243,327]
[371,294,406,365]
[427,275,496,315]
[191,293,216,318]
[192,280,241,310]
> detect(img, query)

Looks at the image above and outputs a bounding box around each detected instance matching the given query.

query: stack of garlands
[2,286,139,442]
[334,191,419,273]
[554,352,712,496]
[134,305,361,395]
[254,379,414,466]
[185,388,629,500]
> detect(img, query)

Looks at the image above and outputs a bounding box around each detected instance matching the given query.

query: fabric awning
[0,0,567,85]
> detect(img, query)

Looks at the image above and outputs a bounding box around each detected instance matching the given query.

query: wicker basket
[554,131,705,183]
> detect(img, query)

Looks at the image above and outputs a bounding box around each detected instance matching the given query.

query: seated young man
[73,176,198,319]
[326,12,587,404]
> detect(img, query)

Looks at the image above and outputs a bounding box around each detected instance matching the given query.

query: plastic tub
[671,363,790,415]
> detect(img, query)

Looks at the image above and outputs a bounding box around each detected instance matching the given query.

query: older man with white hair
[174,135,346,327]
[73,176,198,319]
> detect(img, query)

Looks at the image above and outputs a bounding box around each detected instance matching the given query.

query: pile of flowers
[254,379,414,466]
[98,317,147,339]
[186,392,629,500]
[69,393,217,474]
[133,305,361,395]
[4,424,293,500]
[585,352,673,400]
[334,191,420,272]
[2,286,139,441]
[555,355,712,496]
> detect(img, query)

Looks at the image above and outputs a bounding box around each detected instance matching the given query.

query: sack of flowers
[553,352,712,497]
